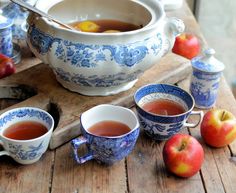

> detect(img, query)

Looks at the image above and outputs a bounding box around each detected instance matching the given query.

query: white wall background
[196,0,236,88]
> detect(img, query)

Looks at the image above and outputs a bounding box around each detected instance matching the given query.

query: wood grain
[51,143,127,193]
[0,151,54,193]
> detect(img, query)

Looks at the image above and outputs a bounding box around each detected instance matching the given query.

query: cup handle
[184,110,204,128]
[0,140,10,157]
[71,136,93,164]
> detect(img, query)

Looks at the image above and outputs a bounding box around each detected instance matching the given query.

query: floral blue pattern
[53,67,142,87]
[28,26,60,55]
[28,26,162,68]
[0,107,54,164]
[2,0,37,39]
[72,127,139,165]
[0,108,53,128]
[8,142,44,160]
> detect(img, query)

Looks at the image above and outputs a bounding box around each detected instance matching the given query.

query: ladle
[10,0,75,31]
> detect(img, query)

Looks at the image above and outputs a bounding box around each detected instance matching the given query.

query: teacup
[134,84,203,140]
[71,104,140,165]
[0,107,54,164]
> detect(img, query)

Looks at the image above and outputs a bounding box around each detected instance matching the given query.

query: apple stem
[179,141,187,151]
[221,111,227,121]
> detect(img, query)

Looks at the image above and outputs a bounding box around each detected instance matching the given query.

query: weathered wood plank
[51,143,127,193]
[0,151,54,193]
[0,93,51,114]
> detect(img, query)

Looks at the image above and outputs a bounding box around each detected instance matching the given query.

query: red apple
[172,33,200,59]
[200,109,236,147]
[0,53,16,79]
[163,133,204,178]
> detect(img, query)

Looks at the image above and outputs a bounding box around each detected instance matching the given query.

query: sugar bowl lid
[191,48,225,73]
[0,14,13,29]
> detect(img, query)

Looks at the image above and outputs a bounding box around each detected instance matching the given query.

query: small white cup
[0,107,54,164]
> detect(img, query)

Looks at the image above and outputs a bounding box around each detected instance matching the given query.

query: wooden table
[1,1,236,193]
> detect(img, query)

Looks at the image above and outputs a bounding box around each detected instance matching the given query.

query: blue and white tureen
[26,0,185,96]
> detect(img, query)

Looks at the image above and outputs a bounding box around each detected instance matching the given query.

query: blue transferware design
[190,71,221,108]
[28,26,60,55]
[53,67,142,87]
[134,84,197,140]
[191,49,225,73]
[0,107,53,164]
[0,15,13,57]
[137,113,186,140]
[71,122,140,165]
[0,108,53,128]
[2,0,37,39]
[8,142,44,160]
[28,26,162,68]
[192,70,221,80]
[28,25,162,87]
[190,48,225,108]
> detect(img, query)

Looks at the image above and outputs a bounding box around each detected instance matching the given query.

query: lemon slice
[77,21,100,32]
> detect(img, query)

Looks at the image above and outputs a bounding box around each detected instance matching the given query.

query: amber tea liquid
[3,121,48,140]
[142,99,186,116]
[88,120,131,137]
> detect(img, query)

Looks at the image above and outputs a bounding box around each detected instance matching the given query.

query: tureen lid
[0,14,13,29]
[191,48,225,73]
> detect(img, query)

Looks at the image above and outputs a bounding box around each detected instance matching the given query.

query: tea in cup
[71,104,140,165]
[134,84,203,140]
[0,107,54,164]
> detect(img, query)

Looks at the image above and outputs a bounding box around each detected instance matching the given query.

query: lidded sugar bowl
[190,48,225,108]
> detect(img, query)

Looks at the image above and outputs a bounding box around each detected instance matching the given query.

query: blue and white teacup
[134,84,203,140]
[71,104,140,165]
[0,107,54,164]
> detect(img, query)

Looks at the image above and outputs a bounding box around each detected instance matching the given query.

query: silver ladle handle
[10,0,75,30]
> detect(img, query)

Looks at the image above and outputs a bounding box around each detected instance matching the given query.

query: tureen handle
[161,17,185,57]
